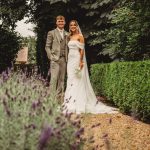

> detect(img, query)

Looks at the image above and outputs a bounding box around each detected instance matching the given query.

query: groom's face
[56,19,65,29]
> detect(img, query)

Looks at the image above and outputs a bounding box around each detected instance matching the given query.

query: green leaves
[0,27,22,73]
[22,36,37,64]
[45,0,69,4]
[0,0,28,30]
[90,60,150,121]
[91,0,150,61]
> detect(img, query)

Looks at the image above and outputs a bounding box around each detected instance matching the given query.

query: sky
[15,17,35,37]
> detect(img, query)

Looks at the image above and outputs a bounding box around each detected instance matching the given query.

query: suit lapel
[55,29,61,43]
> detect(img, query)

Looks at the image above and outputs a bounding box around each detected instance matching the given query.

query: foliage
[22,36,37,64]
[0,0,30,72]
[91,0,150,61]
[0,27,21,73]
[25,0,150,74]
[79,0,118,38]
[26,0,117,75]
[0,71,85,150]
[1,0,149,75]
[28,37,37,64]
[90,61,150,121]
[0,0,28,30]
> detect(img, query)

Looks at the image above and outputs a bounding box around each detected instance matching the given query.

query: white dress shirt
[57,27,64,39]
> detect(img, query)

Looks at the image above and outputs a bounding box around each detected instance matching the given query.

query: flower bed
[0,70,85,150]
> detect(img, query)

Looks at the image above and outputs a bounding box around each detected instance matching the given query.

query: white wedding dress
[63,40,118,114]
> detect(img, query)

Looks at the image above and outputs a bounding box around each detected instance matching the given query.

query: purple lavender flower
[39,126,52,150]
[5,107,11,117]
[91,123,101,128]
[74,127,84,138]
[2,99,11,117]
[29,123,36,129]
[31,100,41,110]
[32,101,37,110]
[60,122,66,127]
[55,117,61,124]
[75,115,80,120]
[2,99,7,106]
[48,109,52,115]
[70,142,78,150]
[2,71,9,81]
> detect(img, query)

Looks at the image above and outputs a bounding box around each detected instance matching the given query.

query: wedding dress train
[63,40,118,114]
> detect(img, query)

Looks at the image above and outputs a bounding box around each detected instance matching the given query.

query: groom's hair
[56,15,65,21]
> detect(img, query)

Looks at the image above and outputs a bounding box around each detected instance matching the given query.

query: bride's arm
[79,35,84,69]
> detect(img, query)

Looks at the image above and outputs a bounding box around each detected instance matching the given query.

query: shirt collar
[57,27,64,32]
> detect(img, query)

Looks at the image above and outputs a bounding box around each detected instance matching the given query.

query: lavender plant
[0,70,85,150]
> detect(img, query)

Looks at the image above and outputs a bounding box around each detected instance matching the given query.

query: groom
[45,15,68,100]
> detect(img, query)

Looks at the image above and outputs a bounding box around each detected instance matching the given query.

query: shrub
[0,27,21,73]
[90,60,150,121]
[0,70,85,150]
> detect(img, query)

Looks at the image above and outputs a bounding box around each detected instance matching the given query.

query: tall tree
[91,0,150,61]
[0,0,28,72]
[0,27,21,72]
[0,0,29,30]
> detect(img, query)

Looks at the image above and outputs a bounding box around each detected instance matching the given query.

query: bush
[90,61,150,121]
[0,27,21,73]
[0,71,85,150]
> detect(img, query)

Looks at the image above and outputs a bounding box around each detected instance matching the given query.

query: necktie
[60,30,64,39]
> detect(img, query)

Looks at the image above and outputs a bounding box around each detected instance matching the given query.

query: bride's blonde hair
[68,20,79,39]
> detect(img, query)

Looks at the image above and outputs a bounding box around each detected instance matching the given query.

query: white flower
[75,67,82,78]
[64,31,69,36]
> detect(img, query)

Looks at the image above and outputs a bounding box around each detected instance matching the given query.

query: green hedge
[90,61,150,121]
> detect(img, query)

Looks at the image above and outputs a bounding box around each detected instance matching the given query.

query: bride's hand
[79,61,84,70]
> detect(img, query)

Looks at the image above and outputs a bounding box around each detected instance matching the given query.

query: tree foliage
[1,0,148,74]
[0,27,21,73]
[91,0,150,61]
[0,0,29,72]
[0,0,29,30]
[26,0,117,76]
[22,36,37,64]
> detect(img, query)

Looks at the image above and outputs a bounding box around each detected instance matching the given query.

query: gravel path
[81,113,150,150]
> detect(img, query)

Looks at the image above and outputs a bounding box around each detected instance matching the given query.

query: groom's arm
[45,31,53,60]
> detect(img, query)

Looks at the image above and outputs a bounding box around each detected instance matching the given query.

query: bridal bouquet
[75,67,82,78]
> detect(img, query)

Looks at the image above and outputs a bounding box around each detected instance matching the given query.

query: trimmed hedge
[90,61,150,121]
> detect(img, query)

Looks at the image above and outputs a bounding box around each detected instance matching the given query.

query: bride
[62,20,118,114]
